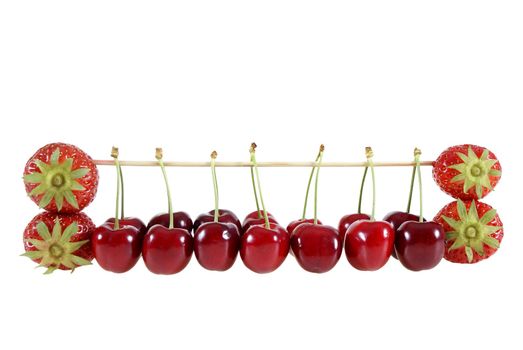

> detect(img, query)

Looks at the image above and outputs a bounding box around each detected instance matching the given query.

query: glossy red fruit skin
[287,219,322,235]
[193,209,242,235]
[105,217,147,240]
[395,221,445,271]
[383,211,422,259]
[142,225,193,274]
[434,200,503,263]
[23,211,95,270]
[194,222,240,271]
[92,225,142,273]
[291,223,342,273]
[242,215,278,233]
[147,212,193,232]
[345,220,394,271]
[432,144,501,200]
[243,210,275,223]
[23,143,99,213]
[240,223,290,273]
[338,213,371,241]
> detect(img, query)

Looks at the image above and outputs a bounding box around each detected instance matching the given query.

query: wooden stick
[94,160,434,167]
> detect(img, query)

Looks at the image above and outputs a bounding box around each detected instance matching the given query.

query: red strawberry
[434,199,503,264]
[432,144,501,200]
[23,143,99,213]
[22,212,95,274]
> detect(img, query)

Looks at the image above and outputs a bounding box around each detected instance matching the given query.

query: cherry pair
[338,148,444,271]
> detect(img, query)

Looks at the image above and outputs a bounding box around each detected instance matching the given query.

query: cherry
[287,218,321,235]
[92,224,142,273]
[105,217,147,240]
[240,143,289,273]
[395,221,444,271]
[143,225,193,274]
[394,148,445,271]
[194,222,240,271]
[344,147,394,271]
[292,223,341,273]
[243,214,278,233]
[92,147,141,273]
[383,211,421,259]
[193,151,240,271]
[142,148,193,274]
[345,219,394,270]
[241,222,290,273]
[338,213,370,240]
[147,211,193,232]
[195,209,242,234]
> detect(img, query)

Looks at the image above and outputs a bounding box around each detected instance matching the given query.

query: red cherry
[194,209,242,234]
[345,220,394,271]
[243,210,275,223]
[147,211,193,232]
[194,222,240,271]
[395,221,445,271]
[287,218,322,235]
[240,223,289,273]
[142,225,193,274]
[105,217,147,240]
[382,211,422,259]
[338,213,371,242]
[291,223,342,273]
[92,224,142,273]
[242,213,278,233]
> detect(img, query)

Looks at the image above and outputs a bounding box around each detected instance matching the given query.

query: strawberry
[434,199,503,264]
[432,144,501,200]
[23,143,99,213]
[21,212,95,274]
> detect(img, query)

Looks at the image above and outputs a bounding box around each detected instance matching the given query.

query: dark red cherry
[383,211,422,258]
[287,218,322,235]
[338,213,371,242]
[147,211,193,232]
[395,221,445,271]
[105,217,147,240]
[142,225,193,274]
[291,223,341,273]
[92,224,142,273]
[194,222,240,271]
[193,209,242,234]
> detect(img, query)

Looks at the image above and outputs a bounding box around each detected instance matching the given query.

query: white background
[1,1,522,349]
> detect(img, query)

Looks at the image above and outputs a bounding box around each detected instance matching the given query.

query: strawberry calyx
[23,148,90,211]
[442,199,502,263]
[449,147,501,199]
[21,219,92,274]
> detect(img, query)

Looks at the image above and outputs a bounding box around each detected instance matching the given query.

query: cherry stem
[249,146,261,218]
[313,145,325,224]
[366,147,376,221]
[156,148,174,229]
[111,147,121,230]
[301,146,323,220]
[405,164,416,214]
[357,166,368,214]
[119,164,125,219]
[250,143,270,229]
[211,151,219,222]
[414,148,423,222]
